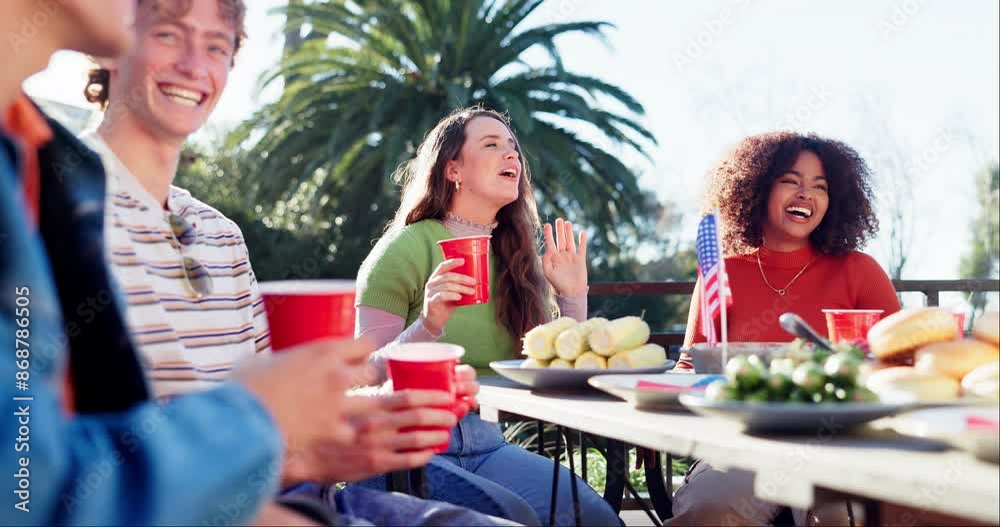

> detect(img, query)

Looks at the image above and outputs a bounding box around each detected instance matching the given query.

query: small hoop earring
[455,180,461,192]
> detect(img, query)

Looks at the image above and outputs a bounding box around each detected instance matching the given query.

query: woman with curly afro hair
[671,131,902,526]
[678,131,901,357]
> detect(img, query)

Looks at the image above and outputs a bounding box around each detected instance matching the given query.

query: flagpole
[714,206,729,367]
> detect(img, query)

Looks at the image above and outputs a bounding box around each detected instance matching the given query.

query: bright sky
[26,0,1000,302]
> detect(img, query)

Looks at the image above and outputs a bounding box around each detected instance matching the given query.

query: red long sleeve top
[677,245,901,370]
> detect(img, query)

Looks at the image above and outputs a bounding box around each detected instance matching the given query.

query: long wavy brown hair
[386,107,553,347]
[706,131,879,256]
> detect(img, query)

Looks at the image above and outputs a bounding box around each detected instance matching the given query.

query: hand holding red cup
[260,280,357,352]
[384,343,470,453]
[436,236,491,306]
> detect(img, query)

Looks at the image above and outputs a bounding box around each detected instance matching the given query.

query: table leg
[549,427,563,526]
[537,420,546,457]
[645,452,673,520]
[623,476,664,527]
[602,438,627,513]
[579,430,587,484]
[565,429,582,527]
[864,499,881,526]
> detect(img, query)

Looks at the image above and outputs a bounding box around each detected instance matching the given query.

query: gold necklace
[756,250,815,296]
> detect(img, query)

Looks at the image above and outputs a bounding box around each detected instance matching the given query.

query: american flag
[696,212,732,345]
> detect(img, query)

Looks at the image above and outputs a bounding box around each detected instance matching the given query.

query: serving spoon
[779,312,835,353]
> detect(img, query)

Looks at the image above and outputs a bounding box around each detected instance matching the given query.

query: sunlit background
[26,0,1000,313]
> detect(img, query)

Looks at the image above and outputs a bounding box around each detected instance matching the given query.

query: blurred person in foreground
[1,1,416,524]
[83,1,511,525]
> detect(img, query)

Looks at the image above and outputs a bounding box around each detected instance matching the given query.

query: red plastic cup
[259,280,356,352]
[823,309,885,343]
[385,343,467,453]
[436,236,491,306]
[952,312,967,337]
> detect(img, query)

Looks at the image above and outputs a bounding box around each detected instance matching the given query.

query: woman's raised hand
[421,258,477,335]
[542,218,588,297]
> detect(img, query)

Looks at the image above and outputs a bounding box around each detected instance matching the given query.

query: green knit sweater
[356,219,516,375]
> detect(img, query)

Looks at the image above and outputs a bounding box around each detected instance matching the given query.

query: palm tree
[231,0,658,271]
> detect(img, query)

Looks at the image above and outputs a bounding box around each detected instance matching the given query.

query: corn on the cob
[521,358,550,369]
[548,358,574,369]
[588,316,650,356]
[608,343,667,369]
[522,317,578,359]
[554,317,608,360]
[574,351,608,369]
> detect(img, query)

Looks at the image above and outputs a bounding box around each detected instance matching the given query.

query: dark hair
[707,131,879,256]
[84,0,247,109]
[387,107,553,350]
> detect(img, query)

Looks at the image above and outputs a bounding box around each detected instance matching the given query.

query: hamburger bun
[865,366,960,402]
[867,308,958,360]
[961,361,1000,401]
[972,312,999,346]
[914,339,1000,380]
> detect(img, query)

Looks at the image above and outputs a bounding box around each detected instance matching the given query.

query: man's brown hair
[85,0,247,109]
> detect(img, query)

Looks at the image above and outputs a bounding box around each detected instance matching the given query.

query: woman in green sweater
[352,107,621,526]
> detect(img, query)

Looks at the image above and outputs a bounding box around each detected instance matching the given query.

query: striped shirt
[85,134,270,397]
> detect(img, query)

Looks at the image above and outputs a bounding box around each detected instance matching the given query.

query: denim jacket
[1,113,283,525]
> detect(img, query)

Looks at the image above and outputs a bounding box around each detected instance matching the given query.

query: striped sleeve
[249,265,271,355]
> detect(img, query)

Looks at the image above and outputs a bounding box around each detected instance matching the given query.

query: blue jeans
[285,483,513,525]
[353,414,622,527]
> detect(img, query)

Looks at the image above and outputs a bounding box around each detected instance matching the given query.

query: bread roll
[972,312,999,346]
[867,308,958,360]
[914,339,1000,380]
[961,361,1000,400]
[865,366,960,402]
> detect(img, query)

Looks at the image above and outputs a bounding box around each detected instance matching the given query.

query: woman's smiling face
[762,149,830,248]
[447,116,524,210]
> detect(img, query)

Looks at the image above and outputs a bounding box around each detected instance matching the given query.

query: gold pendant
[777,289,786,295]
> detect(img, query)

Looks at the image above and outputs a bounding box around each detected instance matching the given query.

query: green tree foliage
[960,162,1000,312]
[179,0,699,331]
[225,0,660,273]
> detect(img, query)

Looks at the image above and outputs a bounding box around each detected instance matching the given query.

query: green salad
[705,339,880,403]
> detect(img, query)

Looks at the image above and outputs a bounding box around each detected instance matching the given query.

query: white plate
[588,373,725,411]
[490,359,676,391]
[679,393,910,434]
[882,406,1000,463]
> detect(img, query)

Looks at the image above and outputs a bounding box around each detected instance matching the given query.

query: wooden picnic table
[477,376,1000,525]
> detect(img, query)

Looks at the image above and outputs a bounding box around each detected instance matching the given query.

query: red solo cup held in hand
[823,309,884,344]
[259,280,356,352]
[437,235,491,306]
[384,343,466,453]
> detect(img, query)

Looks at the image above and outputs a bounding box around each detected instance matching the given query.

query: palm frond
[232,0,660,269]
